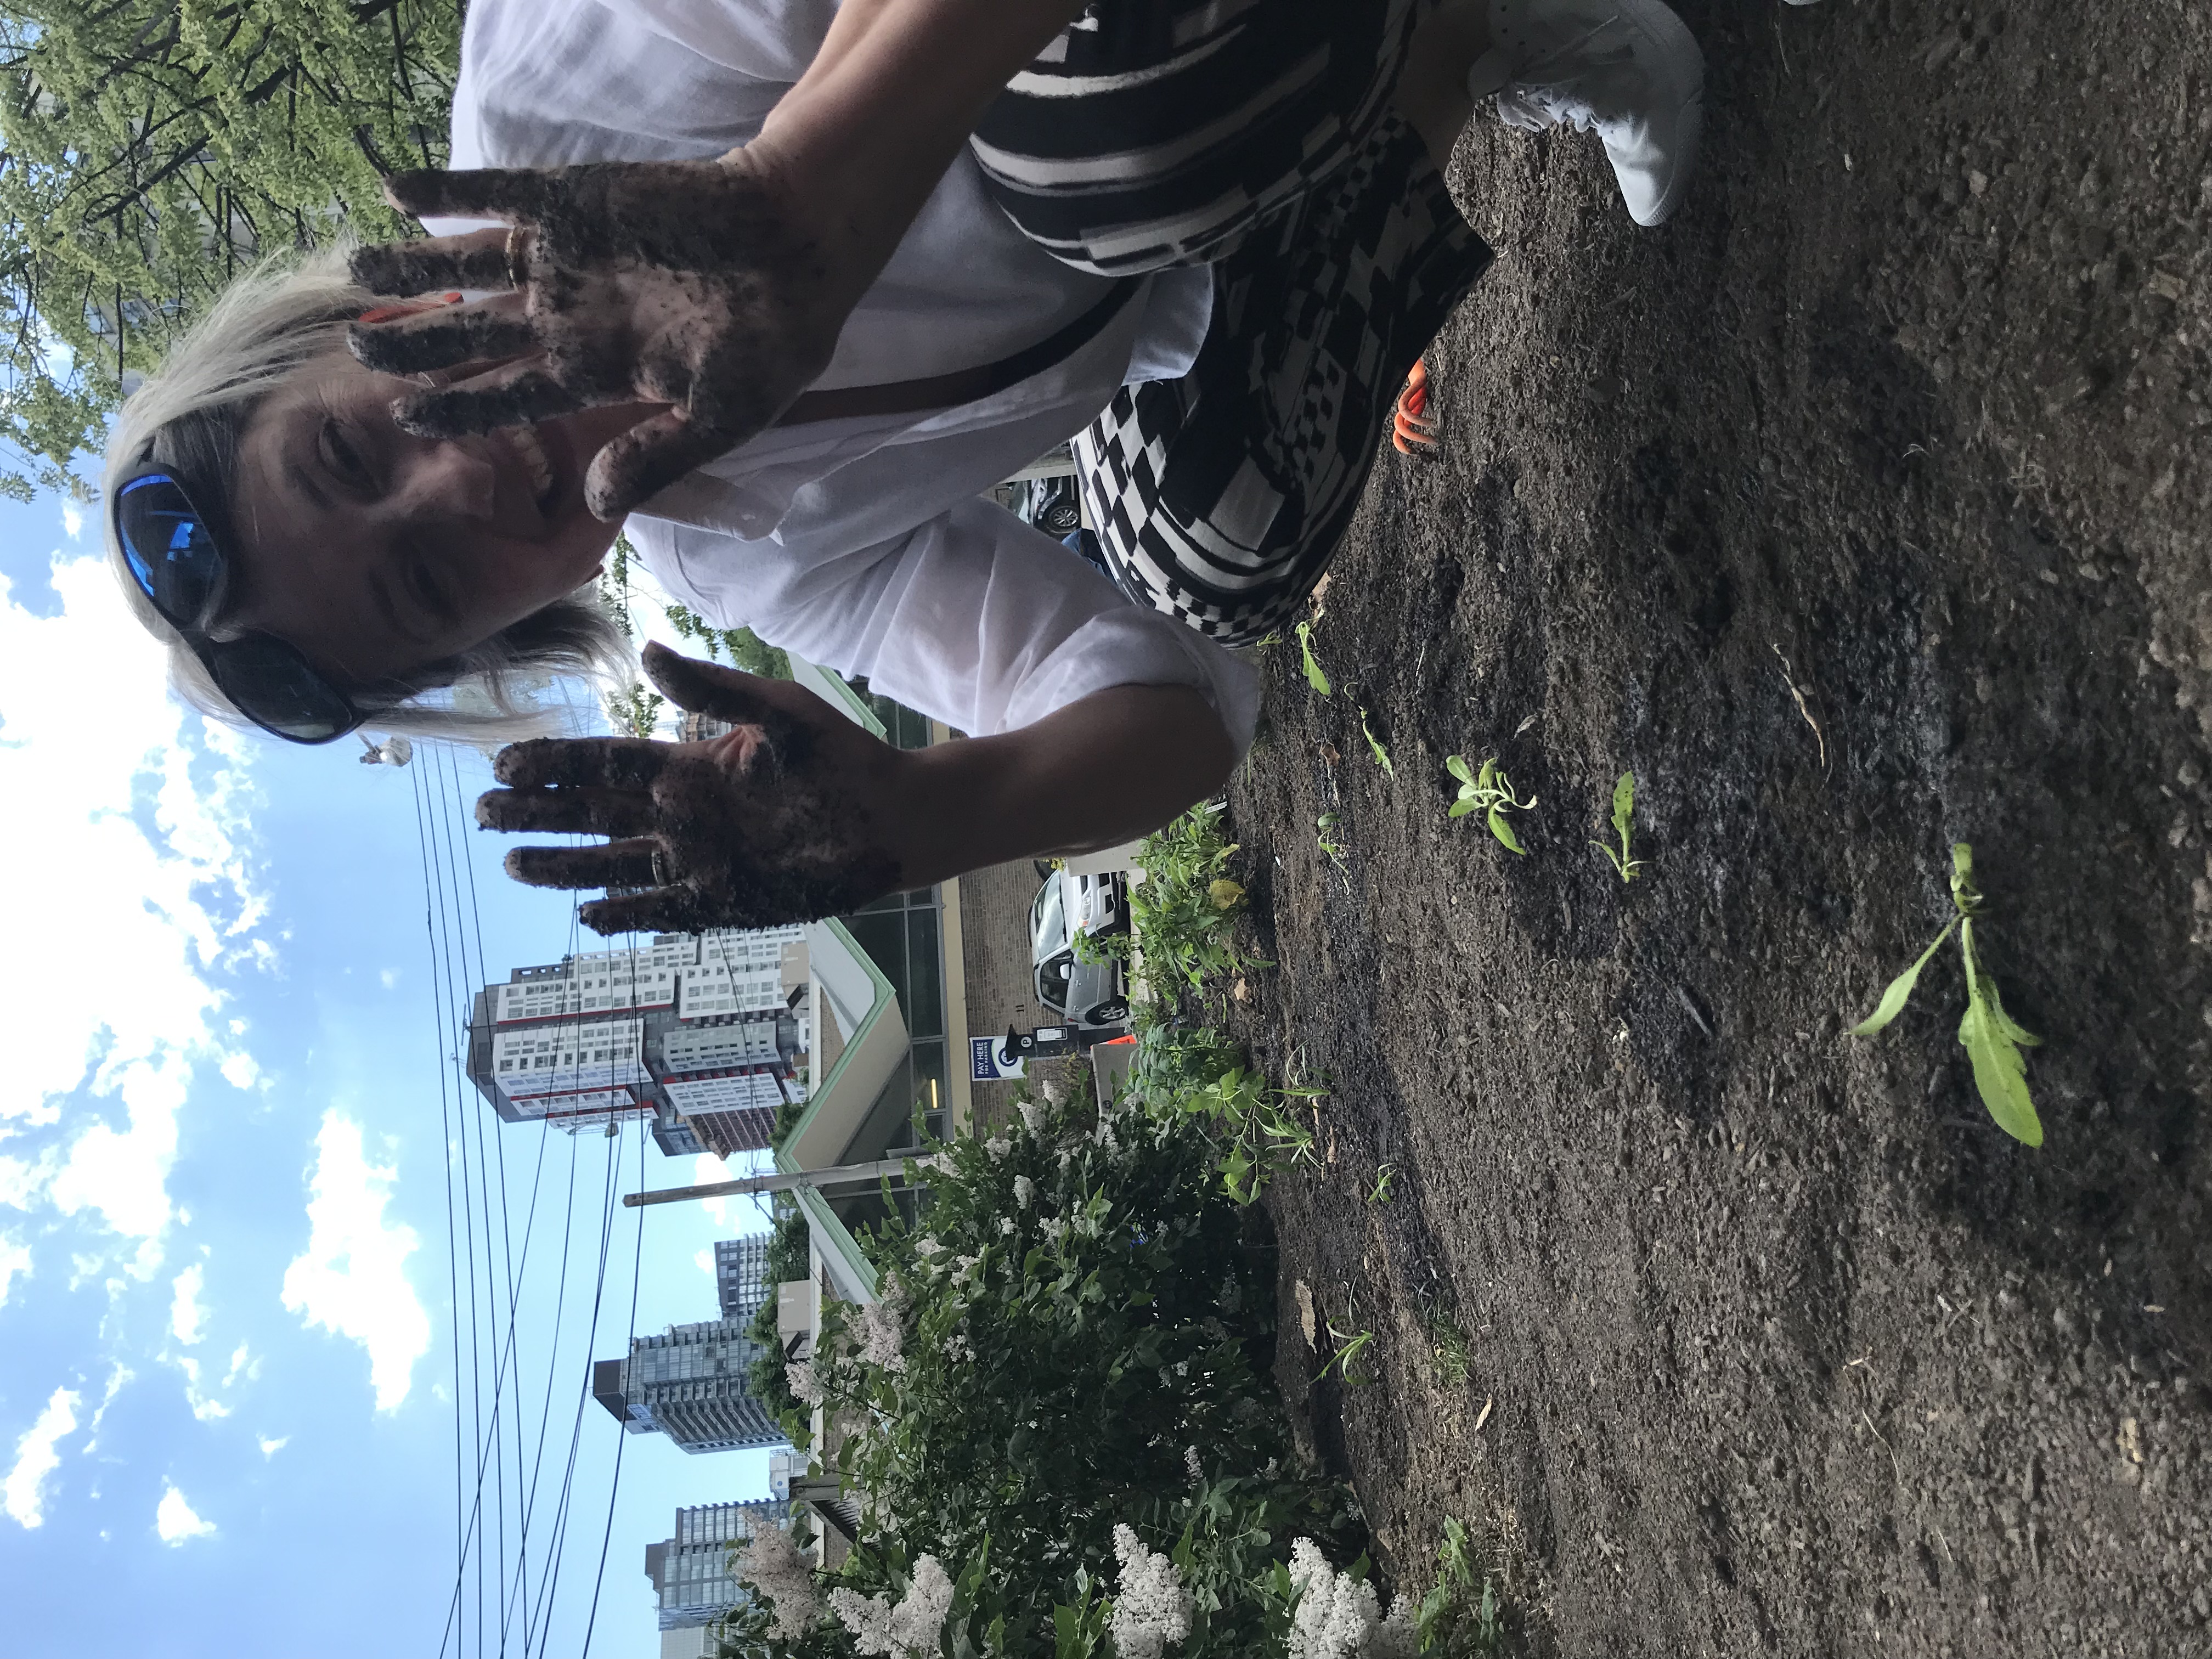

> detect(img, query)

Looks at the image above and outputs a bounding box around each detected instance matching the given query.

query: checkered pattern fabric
[973,0,1425,276]
[1072,116,1493,646]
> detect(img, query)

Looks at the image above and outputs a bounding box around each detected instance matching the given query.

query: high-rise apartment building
[592,1317,785,1453]
[714,1235,774,1322]
[644,1499,790,1631]
[595,1240,782,1453]
[464,928,806,1157]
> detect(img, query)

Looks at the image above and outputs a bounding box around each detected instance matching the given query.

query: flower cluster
[828,1555,956,1657]
[1285,1539,1415,1659]
[785,1359,823,1407]
[1108,1523,1194,1659]
[856,1283,907,1375]
[731,1525,820,1640]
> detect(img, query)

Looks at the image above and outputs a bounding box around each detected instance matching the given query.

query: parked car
[1030,868,1131,1032]
[1012,473,1083,537]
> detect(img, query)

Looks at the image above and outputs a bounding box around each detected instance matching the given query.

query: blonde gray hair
[102,242,631,746]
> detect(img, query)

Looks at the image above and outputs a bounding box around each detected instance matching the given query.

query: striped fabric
[1069,116,1493,646]
[972,0,1424,275]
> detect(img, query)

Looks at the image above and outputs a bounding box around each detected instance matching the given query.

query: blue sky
[0,488,776,1658]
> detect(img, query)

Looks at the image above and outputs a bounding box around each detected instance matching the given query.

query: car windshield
[1030,877,1065,962]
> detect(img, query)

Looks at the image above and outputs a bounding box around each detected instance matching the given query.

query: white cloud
[0,556,270,1256]
[222,1342,257,1387]
[155,1482,215,1545]
[0,1235,31,1306]
[2,1387,80,1528]
[174,1356,229,1422]
[82,1365,132,1454]
[281,1113,430,1412]
[169,1261,207,1345]
[257,1435,288,1459]
[379,968,399,990]
[218,1053,261,1091]
[59,501,83,540]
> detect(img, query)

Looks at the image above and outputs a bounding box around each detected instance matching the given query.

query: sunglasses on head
[111,460,366,745]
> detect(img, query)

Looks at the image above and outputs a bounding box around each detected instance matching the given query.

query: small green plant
[1445,755,1535,854]
[1427,1313,1472,1388]
[1127,802,1267,1002]
[1849,842,2044,1147]
[1417,1519,1504,1655]
[1316,812,1348,873]
[1592,769,1644,883]
[1294,621,1332,696]
[1368,1163,1396,1205]
[1318,1322,1376,1386]
[1358,708,1395,777]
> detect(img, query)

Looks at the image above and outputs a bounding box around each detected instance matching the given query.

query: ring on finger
[505,224,532,289]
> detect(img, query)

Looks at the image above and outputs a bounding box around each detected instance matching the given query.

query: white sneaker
[1467,0,1706,227]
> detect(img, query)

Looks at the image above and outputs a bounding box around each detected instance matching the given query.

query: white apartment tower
[465,928,806,1157]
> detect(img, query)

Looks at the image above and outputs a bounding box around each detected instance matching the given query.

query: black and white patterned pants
[974,0,1494,646]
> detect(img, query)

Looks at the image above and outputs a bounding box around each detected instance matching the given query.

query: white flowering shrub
[711,1079,1366,1658]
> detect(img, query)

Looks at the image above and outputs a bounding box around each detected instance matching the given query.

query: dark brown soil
[1232,2,2212,1652]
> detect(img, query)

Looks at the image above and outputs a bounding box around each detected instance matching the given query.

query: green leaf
[1476,757,1499,792]
[1445,753,1475,785]
[1847,918,1957,1037]
[1447,797,1480,819]
[1295,622,1332,696]
[1958,922,2044,1146]
[1486,808,1526,855]
[1610,771,1636,840]
[1359,708,1395,777]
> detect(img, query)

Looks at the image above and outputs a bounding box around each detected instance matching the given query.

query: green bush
[715,1081,1364,1657]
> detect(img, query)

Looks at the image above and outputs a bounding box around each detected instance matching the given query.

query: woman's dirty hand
[348,151,851,520]
[476,643,907,933]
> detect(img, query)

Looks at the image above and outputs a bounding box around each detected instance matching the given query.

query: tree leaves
[0,2,462,494]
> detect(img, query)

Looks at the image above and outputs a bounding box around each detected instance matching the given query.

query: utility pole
[622,1156,924,1209]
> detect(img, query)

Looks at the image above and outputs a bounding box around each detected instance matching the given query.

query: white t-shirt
[436,0,1256,752]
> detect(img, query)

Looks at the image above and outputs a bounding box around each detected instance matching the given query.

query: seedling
[1592,770,1644,883]
[1359,708,1395,777]
[1416,1518,1502,1654]
[1445,755,1535,854]
[1848,842,2043,1146]
[1294,622,1332,696]
[1317,1322,1376,1386]
[1368,1163,1396,1205]
[1316,812,1348,872]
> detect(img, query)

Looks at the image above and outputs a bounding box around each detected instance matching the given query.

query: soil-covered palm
[349,152,852,518]
[477,644,904,933]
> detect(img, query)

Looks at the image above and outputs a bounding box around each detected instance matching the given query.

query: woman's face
[228,350,648,686]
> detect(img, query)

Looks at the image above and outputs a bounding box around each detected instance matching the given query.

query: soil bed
[1228,2,2212,1651]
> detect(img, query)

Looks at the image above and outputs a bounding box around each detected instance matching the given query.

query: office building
[714,1235,774,1323]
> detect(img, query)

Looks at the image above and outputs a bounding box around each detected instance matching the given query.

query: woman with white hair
[107,0,1710,931]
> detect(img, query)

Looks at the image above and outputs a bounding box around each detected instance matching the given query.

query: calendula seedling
[1369,1163,1396,1205]
[1294,621,1331,696]
[1318,1322,1376,1386]
[1316,812,1348,873]
[1591,770,1644,883]
[1849,842,2044,1146]
[1359,708,1395,777]
[1445,755,1536,854]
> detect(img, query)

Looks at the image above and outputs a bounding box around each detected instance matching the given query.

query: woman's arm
[348,0,1099,516]
[478,645,1235,934]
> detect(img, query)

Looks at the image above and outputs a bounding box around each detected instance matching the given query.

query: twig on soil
[1771,644,1828,769]
[1472,1395,1494,1434]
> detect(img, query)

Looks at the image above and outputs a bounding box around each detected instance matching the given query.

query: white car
[1030,870,1131,1033]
